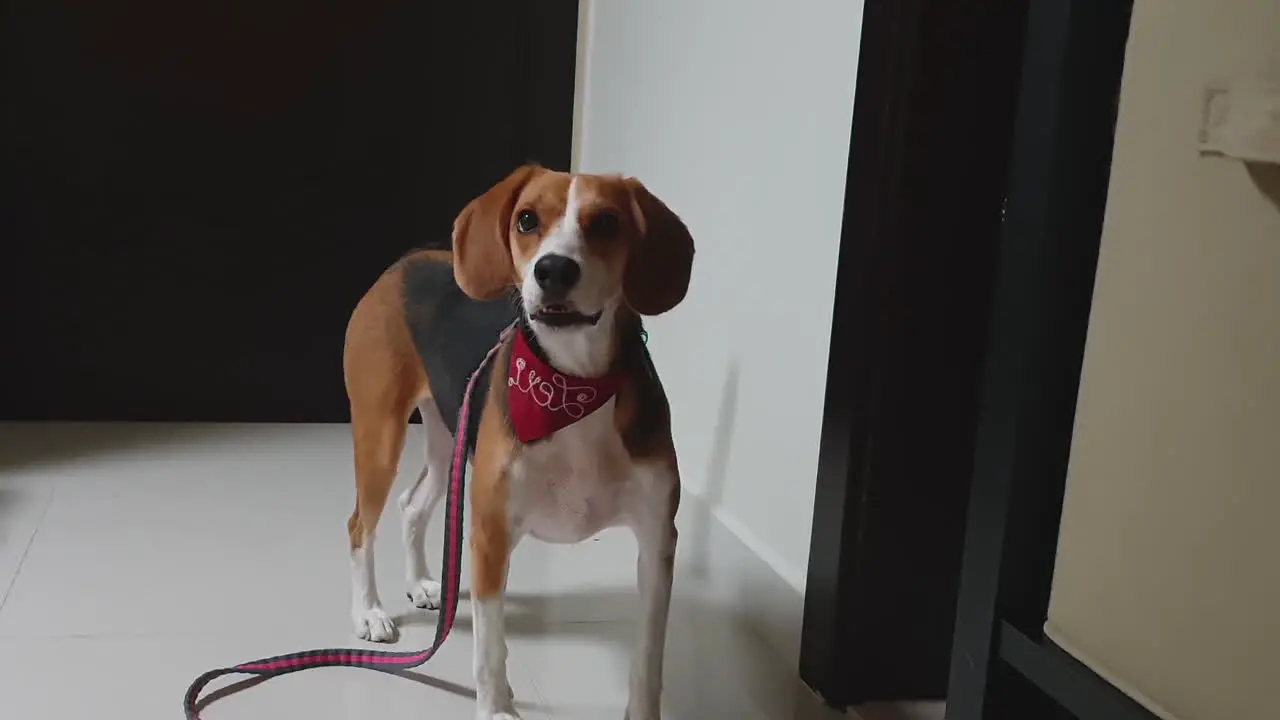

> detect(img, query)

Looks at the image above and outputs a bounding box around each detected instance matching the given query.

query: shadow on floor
[0,422,243,474]
[394,585,833,720]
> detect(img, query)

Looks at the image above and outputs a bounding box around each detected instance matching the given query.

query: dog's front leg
[471,459,519,720]
[625,463,679,720]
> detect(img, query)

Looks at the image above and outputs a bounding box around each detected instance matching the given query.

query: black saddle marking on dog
[400,255,519,447]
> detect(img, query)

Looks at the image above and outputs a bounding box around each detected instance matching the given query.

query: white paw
[475,688,519,720]
[407,578,442,610]
[353,605,397,643]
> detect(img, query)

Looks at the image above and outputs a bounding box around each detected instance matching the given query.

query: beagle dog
[342,165,694,719]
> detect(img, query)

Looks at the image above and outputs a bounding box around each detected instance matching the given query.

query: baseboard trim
[850,702,947,720]
[675,488,806,670]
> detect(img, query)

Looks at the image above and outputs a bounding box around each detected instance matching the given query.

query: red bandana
[506,328,626,443]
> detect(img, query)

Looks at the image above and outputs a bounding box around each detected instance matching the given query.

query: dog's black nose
[533,254,581,295]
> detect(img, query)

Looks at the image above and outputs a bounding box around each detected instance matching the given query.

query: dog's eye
[515,209,539,234]
[588,211,620,238]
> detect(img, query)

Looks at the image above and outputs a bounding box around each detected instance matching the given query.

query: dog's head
[452,165,694,329]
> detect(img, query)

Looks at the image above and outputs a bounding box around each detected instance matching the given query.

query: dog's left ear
[623,179,695,316]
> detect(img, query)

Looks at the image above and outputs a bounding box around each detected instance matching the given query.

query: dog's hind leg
[343,263,427,643]
[399,399,453,610]
[347,398,412,643]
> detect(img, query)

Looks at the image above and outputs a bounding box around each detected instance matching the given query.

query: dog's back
[344,249,517,436]
[399,251,517,437]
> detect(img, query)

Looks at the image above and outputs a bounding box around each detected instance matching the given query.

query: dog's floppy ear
[623,179,695,316]
[452,165,543,300]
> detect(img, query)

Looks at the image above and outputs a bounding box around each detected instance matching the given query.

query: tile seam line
[0,485,55,616]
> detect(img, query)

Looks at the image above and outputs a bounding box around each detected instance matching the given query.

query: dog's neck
[523,302,641,379]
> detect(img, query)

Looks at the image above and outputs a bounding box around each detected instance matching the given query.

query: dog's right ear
[452,165,543,300]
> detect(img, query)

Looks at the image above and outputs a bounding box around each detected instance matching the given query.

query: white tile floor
[0,423,941,720]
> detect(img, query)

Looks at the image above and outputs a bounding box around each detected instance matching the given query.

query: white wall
[1047,2,1280,719]
[575,0,863,664]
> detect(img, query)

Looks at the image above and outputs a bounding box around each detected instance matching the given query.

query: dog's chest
[507,399,635,543]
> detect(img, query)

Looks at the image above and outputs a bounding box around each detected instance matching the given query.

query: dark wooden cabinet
[800,3,1156,720]
[799,0,1027,706]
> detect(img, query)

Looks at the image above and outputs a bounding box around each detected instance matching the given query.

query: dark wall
[0,0,578,421]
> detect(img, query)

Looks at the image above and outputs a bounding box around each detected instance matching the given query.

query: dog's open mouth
[531,303,602,328]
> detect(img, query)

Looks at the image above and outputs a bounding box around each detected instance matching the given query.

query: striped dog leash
[182,325,512,719]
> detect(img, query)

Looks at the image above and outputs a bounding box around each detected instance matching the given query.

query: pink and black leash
[182,326,512,720]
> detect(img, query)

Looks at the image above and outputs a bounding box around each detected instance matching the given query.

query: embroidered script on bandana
[506,329,626,443]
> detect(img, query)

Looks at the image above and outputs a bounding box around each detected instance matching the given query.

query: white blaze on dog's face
[509,174,631,331]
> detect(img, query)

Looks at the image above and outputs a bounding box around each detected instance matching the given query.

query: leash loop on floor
[181,325,513,719]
